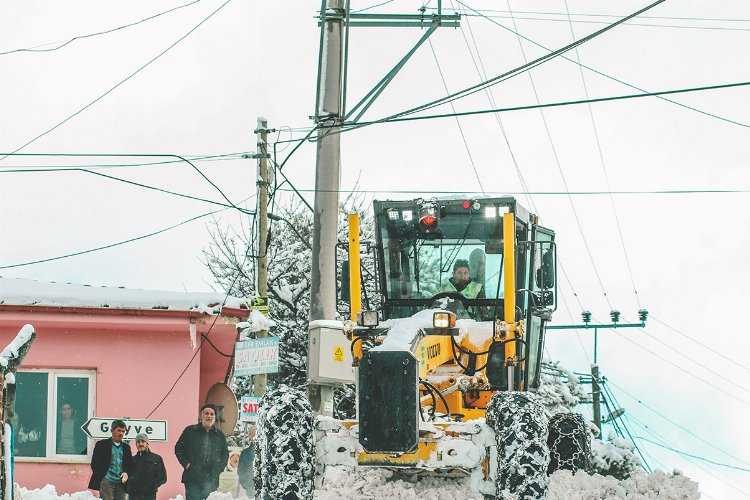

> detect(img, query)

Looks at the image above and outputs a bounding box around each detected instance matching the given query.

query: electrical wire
[606,378,750,466]
[275,186,750,196]
[652,315,750,374]
[352,0,396,13]
[456,0,750,130]
[562,0,642,309]
[2,167,251,212]
[341,81,750,128]
[0,194,256,270]
[637,437,750,473]
[378,0,668,121]
[0,0,202,56]
[146,249,248,418]
[1,0,235,161]
[427,39,485,193]
[0,152,249,213]
[0,152,251,170]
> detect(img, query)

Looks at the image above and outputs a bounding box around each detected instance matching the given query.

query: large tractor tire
[547,412,591,475]
[485,392,549,500]
[254,385,315,500]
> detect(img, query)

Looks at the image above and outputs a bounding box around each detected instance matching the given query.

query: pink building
[0,277,248,499]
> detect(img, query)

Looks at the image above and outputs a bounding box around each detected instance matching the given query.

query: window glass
[13,372,48,458]
[56,377,89,455]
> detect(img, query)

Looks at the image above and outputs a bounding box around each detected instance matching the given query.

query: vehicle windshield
[380,209,506,303]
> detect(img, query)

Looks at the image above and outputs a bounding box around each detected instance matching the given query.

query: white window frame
[15,368,96,464]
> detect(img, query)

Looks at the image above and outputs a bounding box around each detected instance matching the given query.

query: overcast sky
[2,0,750,496]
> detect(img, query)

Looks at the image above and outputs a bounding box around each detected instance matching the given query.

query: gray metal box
[308,321,355,385]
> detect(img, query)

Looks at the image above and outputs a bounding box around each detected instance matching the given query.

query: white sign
[81,418,168,441]
[239,396,261,422]
[234,337,279,376]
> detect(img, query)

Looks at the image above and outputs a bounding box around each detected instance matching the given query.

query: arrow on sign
[81,418,168,441]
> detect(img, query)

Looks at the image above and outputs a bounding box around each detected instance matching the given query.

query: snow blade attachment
[254,385,315,500]
[547,412,591,475]
[358,349,419,453]
[486,392,549,499]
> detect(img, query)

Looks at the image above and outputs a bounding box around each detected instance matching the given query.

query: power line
[503,0,612,310]
[606,378,750,466]
[0,153,251,213]
[342,80,750,128]
[275,186,750,196]
[609,327,750,408]
[431,7,750,24]
[0,152,251,170]
[600,382,651,472]
[456,0,750,130]
[651,315,750,375]
[378,0,667,121]
[3,167,250,212]
[1,0,234,161]
[427,39,485,193]
[0,198,253,270]
[625,412,748,498]
[635,436,750,473]
[562,0,642,309]
[433,9,750,32]
[0,0,202,56]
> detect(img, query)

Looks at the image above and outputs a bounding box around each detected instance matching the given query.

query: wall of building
[0,307,240,500]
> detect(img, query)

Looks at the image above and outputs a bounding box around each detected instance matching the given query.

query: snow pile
[591,437,643,480]
[548,469,699,499]
[537,362,588,418]
[0,324,34,369]
[18,485,96,500]
[316,467,478,500]
[237,309,277,339]
[375,309,437,350]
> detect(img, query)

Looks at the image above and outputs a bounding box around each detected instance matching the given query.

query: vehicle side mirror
[535,247,555,289]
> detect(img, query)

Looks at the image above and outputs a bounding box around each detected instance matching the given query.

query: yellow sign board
[333,346,345,362]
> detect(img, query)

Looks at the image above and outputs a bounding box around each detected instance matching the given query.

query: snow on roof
[0,276,246,313]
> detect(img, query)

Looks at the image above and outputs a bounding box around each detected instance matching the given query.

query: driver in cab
[441,259,485,299]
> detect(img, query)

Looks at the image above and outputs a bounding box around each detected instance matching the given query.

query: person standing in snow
[174,404,229,500]
[88,419,134,500]
[127,433,167,500]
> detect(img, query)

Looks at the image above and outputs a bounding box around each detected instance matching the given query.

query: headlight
[357,310,379,327]
[433,311,456,329]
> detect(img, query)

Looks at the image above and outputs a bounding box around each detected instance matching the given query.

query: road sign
[81,418,167,441]
[234,337,279,376]
[239,396,261,422]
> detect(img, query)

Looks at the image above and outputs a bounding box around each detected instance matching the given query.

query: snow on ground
[18,468,700,500]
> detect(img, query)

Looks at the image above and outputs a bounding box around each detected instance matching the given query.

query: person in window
[441,259,485,299]
[88,419,133,500]
[127,433,167,500]
[174,404,229,500]
[57,402,86,455]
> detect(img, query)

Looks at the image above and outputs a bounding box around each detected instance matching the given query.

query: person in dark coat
[237,426,255,495]
[174,404,229,500]
[88,419,134,500]
[127,433,167,500]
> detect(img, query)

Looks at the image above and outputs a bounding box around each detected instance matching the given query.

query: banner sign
[234,337,279,376]
[239,396,261,422]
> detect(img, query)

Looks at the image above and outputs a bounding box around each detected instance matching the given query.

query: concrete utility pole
[309,0,344,323]
[253,117,270,398]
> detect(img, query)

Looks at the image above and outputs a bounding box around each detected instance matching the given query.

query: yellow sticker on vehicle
[333,346,345,362]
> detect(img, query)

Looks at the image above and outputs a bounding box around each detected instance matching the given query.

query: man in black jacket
[88,420,133,500]
[127,433,167,500]
[174,404,229,500]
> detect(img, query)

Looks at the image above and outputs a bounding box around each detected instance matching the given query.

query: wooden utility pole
[253,117,270,398]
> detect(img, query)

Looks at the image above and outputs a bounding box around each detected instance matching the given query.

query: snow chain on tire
[547,412,591,475]
[254,385,315,500]
[486,391,549,500]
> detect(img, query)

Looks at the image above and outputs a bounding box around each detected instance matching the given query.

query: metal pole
[591,364,601,433]
[309,0,344,414]
[253,117,270,398]
[310,0,343,323]
[593,327,598,365]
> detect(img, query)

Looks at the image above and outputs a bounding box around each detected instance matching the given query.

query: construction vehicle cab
[372,196,556,392]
